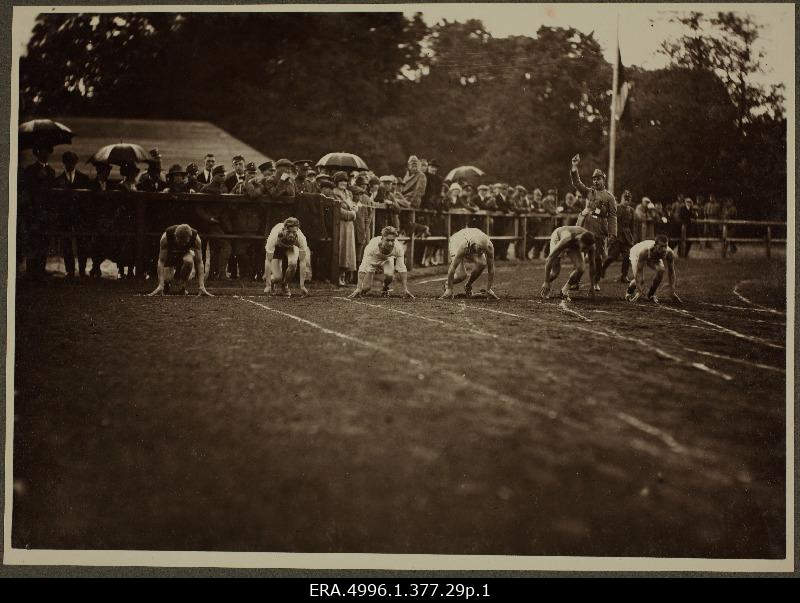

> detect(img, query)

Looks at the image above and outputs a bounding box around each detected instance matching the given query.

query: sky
[13,3,794,89]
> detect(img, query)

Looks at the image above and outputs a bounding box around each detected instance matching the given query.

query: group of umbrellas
[19,120,489,182]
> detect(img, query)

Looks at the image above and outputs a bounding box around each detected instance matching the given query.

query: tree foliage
[19,11,787,216]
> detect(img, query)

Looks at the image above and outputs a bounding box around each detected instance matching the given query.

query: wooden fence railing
[27,189,787,279]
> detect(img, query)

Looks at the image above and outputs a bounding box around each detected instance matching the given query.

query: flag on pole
[614,48,631,125]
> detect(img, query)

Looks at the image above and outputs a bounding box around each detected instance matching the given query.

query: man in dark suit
[197,154,216,185]
[137,148,168,192]
[224,155,247,192]
[54,151,92,276]
[20,144,57,277]
[88,161,117,277]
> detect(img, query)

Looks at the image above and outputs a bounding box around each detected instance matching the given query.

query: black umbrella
[316,152,369,172]
[445,165,486,184]
[18,119,74,150]
[87,143,150,166]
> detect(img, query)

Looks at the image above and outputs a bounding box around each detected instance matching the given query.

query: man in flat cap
[197,165,233,279]
[258,161,275,179]
[294,160,318,194]
[263,158,297,200]
[147,223,213,296]
[570,154,617,291]
[263,217,309,297]
[224,155,247,192]
[225,161,266,280]
[137,148,167,192]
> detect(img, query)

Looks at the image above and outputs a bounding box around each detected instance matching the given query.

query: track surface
[11,256,787,557]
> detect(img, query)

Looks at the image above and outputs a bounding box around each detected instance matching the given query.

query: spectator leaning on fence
[186,163,201,192]
[295,160,318,194]
[198,153,216,184]
[138,148,167,192]
[264,158,296,199]
[197,164,233,279]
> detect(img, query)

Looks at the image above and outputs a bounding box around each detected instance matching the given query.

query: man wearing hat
[185,162,201,192]
[258,161,274,179]
[224,155,247,192]
[19,144,57,278]
[472,184,495,210]
[54,150,92,277]
[570,154,617,291]
[263,217,309,297]
[294,160,318,194]
[197,165,233,279]
[422,159,443,211]
[164,164,195,194]
[224,162,266,280]
[264,158,297,199]
[88,161,117,278]
[137,148,167,192]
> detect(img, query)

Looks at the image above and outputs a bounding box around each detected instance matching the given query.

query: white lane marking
[660,305,784,350]
[237,297,411,360]
[684,347,785,374]
[333,296,498,339]
[616,413,688,455]
[237,297,572,426]
[241,297,695,457]
[464,305,733,381]
[733,280,785,315]
[558,299,593,322]
[699,301,786,316]
[416,276,448,285]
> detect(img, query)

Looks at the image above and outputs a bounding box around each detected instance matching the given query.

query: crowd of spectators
[17,144,742,283]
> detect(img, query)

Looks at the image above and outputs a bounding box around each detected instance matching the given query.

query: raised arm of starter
[570,167,591,196]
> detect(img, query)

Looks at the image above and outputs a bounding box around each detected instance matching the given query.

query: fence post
[521,214,528,260]
[135,196,145,278]
[721,223,728,258]
[330,202,340,282]
[409,209,416,271]
[766,225,772,259]
[446,211,453,260]
[680,223,687,258]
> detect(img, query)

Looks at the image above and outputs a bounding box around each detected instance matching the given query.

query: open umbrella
[87,143,150,166]
[18,119,74,150]
[316,152,369,172]
[445,165,485,184]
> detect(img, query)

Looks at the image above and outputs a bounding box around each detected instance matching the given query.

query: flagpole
[608,12,620,197]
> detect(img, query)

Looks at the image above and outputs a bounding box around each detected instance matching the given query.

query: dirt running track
[10,256,787,557]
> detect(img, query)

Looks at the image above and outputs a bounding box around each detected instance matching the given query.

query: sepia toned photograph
[3,3,793,571]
